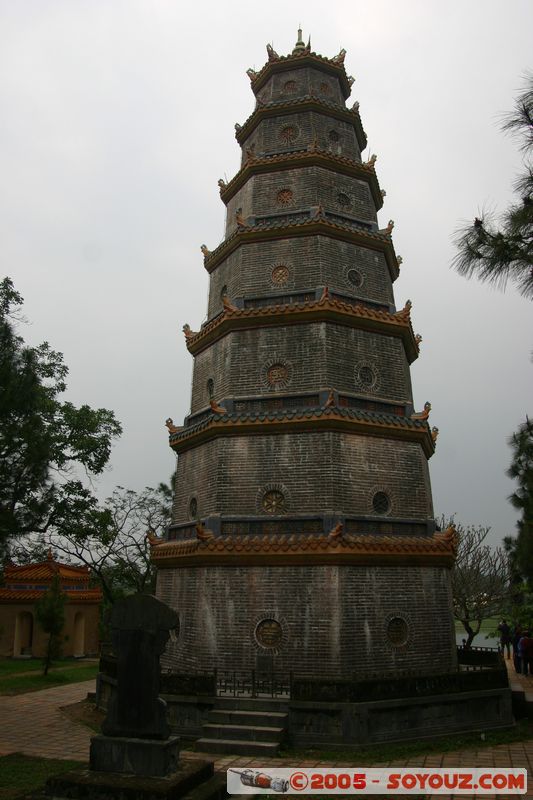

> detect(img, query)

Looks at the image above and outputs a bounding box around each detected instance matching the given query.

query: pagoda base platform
[96,665,513,751]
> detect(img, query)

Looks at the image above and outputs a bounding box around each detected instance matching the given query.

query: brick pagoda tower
[153,32,457,682]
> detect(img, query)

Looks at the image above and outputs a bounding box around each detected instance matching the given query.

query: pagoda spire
[292,27,306,54]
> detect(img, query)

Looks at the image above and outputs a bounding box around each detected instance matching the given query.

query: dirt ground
[59,699,104,733]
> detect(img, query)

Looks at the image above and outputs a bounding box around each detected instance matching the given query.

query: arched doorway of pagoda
[13,611,33,657]
[73,612,85,657]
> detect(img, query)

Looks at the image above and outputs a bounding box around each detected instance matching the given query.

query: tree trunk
[43,635,52,675]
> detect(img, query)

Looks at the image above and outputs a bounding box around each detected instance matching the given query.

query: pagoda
[153,32,458,682]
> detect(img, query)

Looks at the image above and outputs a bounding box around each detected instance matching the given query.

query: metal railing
[214,669,292,698]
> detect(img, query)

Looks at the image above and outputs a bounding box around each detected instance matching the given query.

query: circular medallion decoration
[255,618,283,649]
[261,490,286,514]
[267,364,288,386]
[256,483,291,515]
[386,616,409,647]
[279,125,299,145]
[283,80,297,93]
[346,268,364,288]
[337,192,352,209]
[372,491,391,515]
[271,264,290,286]
[262,358,292,390]
[328,129,340,143]
[206,378,214,399]
[319,81,332,95]
[276,188,294,206]
[188,497,198,520]
[355,361,378,391]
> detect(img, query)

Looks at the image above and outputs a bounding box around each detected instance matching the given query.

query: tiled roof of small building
[4,556,90,583]
[0,587,102,603]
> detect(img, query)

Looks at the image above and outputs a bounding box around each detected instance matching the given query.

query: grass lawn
[0,659,44,676]
[0,660,98,695]
[0,753,84,800]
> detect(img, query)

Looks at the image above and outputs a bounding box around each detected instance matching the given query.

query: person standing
[498,619,512,659]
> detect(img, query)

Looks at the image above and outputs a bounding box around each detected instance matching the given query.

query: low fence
[98,646,508,702]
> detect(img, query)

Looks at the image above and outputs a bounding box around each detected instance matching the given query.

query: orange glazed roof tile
[202,215,400,280]
[151,528,457,569]
[4,559,90,583]
[248,48,353,102]
[0,587,102,603]
[185,295,418,362]
[219,147,383,210]
[235,95,366,151]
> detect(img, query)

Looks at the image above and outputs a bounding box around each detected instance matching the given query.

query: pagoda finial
[293,27,306,54]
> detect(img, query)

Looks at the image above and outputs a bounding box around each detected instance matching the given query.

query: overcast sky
[1,0,531,547]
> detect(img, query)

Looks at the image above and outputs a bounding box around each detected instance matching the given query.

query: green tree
[10,481,173,606]
[35,574,66,675]
[505,417,533,580]
[0,277,122,559]
[452,77,533,299]
[449,519,510,648]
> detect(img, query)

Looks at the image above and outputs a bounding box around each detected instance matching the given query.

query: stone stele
[91,593,180,778]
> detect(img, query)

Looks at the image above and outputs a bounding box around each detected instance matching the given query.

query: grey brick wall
[225,167,376,237]
[172,431,432,522]
[207,237,394,318]
[157,563,456,679]
[241,111,361,165]
[191,323,412,412]
[255,65,345,107]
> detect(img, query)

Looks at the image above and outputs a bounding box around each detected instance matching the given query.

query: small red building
[0,552,102,658]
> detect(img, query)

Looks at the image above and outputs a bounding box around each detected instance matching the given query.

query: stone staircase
[196,697,289,756]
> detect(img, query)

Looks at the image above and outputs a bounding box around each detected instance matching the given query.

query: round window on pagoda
[255,618,283,649]
[267,363,288,387]
[271,265,289,286]
[387,617,409,647]
[355,361,377,390]
[359,365,374,386]
[276,188,294,206]
[262,490,286,514]
[372,491,391,515]
[189,497,198,520]
[337,192,352,209]
[279,125,299,145]
[328,129,340,143]
[207,378,214,399]
[283,80,297,94]
[346,268,363,288]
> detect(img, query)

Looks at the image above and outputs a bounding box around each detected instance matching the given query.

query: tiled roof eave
[236,97,366,151]
[168,410,435,458]
[249,52,352,100]
[219,150,383,210]
[151,530,456,569]
[0,589,102,603]
[186,301,418,363]
[202,219,399,281]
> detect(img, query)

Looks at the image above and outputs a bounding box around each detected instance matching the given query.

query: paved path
[1,677,533,798]
[0,679,95,760]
